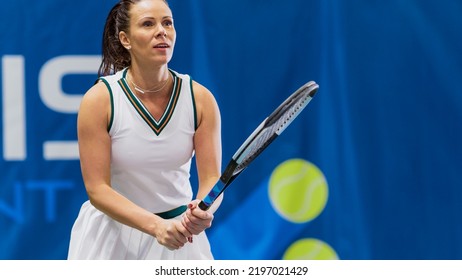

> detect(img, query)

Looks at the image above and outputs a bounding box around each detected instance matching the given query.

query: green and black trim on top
[98,78,115,132]
[189,77,198,130]
[118,69,183,136]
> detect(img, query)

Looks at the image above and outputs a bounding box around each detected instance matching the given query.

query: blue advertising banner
[1,0,461,259]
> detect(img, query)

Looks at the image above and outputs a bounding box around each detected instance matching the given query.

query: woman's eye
[142,21,153,27]
[163,20,173,27]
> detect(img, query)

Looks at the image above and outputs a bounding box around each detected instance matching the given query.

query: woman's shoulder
[81,68,125,107]
[81,80,111,108]
[98,68,127,85]
[169,69,216,104]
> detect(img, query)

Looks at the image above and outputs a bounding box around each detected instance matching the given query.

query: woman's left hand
[182,199,214,236]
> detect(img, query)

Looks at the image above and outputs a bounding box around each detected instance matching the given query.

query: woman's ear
[119,31,131,50]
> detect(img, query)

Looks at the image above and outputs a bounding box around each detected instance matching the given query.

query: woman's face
[121,0,176,67]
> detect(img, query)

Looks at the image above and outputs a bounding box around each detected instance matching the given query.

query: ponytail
[98,1,132,77]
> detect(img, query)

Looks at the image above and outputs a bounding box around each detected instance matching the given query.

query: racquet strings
[234,85,315,174]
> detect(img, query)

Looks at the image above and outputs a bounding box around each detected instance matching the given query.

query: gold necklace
[127,71,171,94]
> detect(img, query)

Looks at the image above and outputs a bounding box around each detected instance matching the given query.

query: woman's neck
[127,64,171,94]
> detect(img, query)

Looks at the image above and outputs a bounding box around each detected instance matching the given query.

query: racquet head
[199,81,318,210]
[226,81,319,181]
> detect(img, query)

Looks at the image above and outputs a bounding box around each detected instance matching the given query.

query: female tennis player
[67,0,223,259]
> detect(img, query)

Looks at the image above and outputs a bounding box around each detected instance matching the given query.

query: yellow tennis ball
[268,159,328,223]
[283,238,339,260]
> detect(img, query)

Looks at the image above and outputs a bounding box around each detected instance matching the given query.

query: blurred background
[1,0,461,259]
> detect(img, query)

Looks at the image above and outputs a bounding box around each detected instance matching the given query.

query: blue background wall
[1,0,461,259]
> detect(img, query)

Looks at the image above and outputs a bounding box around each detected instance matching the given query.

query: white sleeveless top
[103,68,197,213]
[68,69,213,260]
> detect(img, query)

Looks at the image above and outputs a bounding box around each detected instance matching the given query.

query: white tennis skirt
[67,201,213,260]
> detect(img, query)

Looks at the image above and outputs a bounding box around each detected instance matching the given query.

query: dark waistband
[155,205,187,219]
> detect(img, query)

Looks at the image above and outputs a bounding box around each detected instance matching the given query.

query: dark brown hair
[98,0,169,77]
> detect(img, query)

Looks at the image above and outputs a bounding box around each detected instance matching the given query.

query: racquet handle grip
[198,201,210,211]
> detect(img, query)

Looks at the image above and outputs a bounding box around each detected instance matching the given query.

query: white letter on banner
[39,55,100,160]
[2,55,26,161]
[39,55,100,113]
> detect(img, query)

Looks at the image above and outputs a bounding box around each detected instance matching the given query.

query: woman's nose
[156,26,167,37]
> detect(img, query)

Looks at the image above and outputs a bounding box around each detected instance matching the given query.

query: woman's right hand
[154,219,192,250]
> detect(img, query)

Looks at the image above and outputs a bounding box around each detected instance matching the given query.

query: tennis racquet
[198,81,319,210]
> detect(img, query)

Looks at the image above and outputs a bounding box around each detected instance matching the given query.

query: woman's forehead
[129,0,172,18]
